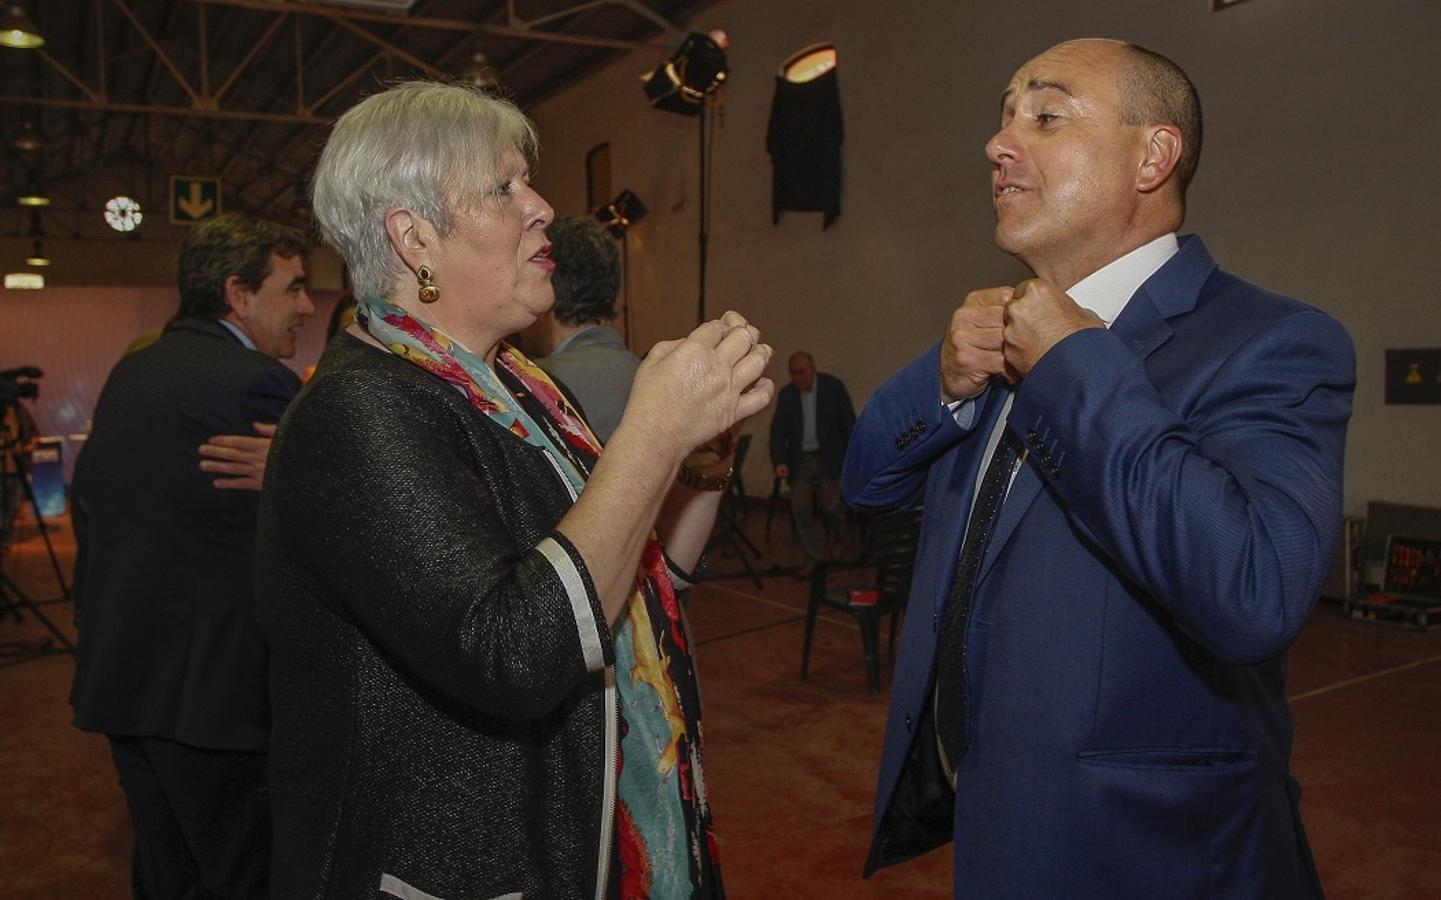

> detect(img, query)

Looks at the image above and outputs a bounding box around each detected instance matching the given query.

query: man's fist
[1001,278,1104,378]
[940,287,1013,402]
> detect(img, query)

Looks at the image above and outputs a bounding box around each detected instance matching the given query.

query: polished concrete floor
[2,505,1438,898]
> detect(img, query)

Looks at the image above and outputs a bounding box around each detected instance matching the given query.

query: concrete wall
[526,0,1441,515]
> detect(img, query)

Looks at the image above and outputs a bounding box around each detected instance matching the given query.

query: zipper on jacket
[596,665,618,899]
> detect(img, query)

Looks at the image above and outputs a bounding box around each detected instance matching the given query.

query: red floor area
[2,508,1437,898]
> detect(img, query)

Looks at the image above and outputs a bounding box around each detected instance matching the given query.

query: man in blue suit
[845,39,1353,898]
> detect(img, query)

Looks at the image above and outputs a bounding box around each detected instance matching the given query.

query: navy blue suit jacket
[843,237,1354,899]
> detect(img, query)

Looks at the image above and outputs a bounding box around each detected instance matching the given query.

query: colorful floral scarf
[357,297,723,898]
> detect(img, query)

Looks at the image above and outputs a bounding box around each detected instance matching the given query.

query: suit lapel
[973,236,1219,587]
[1110,234,1216,357]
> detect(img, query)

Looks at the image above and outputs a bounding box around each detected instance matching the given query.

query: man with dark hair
[523,215,638,443]
[70,212,312,898]
[769,350,855,567]
[847,40,1351,897]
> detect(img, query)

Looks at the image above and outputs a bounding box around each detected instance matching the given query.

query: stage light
[642,30,729,117]
[17,189,49,207]
[25,240,49,267]
[0,4,44,49]
[595,190,647,238]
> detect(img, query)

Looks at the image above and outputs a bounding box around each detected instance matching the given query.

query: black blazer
[768,372,856,483]
[70,317,300,751]
[259,336,617,898]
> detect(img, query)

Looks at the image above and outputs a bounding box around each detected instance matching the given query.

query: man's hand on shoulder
[199,421,277,491]
[1002,278,1105,378]
[941,287,1014,403]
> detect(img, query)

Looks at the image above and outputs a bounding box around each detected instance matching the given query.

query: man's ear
[223,274,249,319]
[384,208,434,276]
[1137,124,1183,194]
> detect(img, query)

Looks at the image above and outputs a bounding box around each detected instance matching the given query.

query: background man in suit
[523,215,639,443]
[70,213,312,898]
[770,351,856,566]
[844,40,1353,898]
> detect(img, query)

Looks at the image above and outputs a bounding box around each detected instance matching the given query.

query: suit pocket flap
[1077,747,1257,771]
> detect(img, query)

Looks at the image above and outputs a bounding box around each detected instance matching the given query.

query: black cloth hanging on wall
[766,68,843,228]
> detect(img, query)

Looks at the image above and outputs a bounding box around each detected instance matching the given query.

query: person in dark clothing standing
[769,351,856,566]
[70,213,312,899]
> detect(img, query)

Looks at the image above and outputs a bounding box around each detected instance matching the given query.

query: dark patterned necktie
[935,425,1024,765]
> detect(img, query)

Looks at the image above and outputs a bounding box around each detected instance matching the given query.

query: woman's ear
[1137,124,1183,194]
[384,208,433,274]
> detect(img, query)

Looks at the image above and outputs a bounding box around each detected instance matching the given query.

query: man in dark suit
[770,351,856,565]
[845,40,1352,898]
[71,213,312,898]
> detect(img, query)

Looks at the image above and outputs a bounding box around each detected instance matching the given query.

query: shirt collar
[1066,232,1179,327]
[550,323,601,356]
[217,317,257,351]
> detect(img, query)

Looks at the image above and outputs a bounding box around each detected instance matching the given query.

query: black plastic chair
[800,506,924,693]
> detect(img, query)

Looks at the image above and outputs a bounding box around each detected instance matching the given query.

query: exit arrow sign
[170,175,222,224]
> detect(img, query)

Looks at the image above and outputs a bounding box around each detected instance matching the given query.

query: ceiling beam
[0,94,328,125]
[183,0,669,52]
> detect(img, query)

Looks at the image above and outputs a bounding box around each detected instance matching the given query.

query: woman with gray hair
[257,80,770,899]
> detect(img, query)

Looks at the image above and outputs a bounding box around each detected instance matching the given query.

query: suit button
[932,611,939,631]
[905,714,913,733]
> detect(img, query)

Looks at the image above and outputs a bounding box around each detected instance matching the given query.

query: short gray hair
[311,80,540,299]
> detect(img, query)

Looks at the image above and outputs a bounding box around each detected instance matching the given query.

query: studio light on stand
[642,30,729,325]
[642,30,729,116]
[594,190,647,345]
[595,189,646,238]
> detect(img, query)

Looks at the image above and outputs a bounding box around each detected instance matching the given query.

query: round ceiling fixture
[104,195,143,232]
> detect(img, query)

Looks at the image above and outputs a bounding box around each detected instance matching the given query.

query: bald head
[787,351,816,391]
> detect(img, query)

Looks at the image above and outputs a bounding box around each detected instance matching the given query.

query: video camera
[0,366,42,405]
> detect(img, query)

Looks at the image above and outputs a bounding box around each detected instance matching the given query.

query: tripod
[696,495,764,589]
[0,411,75,661]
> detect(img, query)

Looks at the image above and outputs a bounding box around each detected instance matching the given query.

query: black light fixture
[594,189,647,238]
[0,3,43,49]
[25,239,49,267]
[642,30,729,117]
